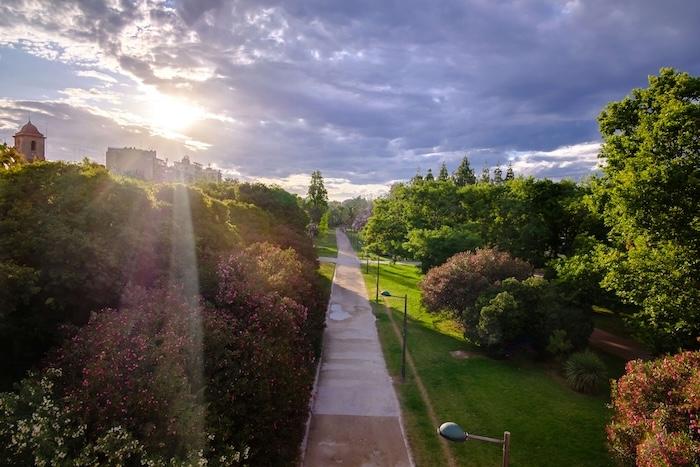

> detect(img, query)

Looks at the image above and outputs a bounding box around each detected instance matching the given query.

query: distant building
[14,119,46,162]
[172,155,222,183]
[105,147,221,183]
[106,147,157,180]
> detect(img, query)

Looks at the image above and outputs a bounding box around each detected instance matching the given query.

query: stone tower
[14,119,46,162]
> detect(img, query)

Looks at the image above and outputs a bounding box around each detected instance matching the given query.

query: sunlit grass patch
[315,230,338,258]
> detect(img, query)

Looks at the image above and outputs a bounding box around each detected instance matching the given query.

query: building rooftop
[14,120,45,138]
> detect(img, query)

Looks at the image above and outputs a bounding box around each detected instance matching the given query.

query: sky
[0,0,698,200]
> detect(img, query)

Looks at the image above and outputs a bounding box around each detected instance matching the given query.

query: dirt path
[589,328,652,361]
[302,229,413,466]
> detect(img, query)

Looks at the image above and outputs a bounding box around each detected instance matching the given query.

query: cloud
[506,142,602,180]
[0,0,698,198]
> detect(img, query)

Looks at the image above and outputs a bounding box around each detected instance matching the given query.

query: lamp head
[381,290,392,297]
[437,422,468,442]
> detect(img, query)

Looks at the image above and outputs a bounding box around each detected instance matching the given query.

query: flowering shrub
[607,351,700,466]
[420,248,532,317]
[51,286,206,460]
[217,242,326,355]
[204,298,313,464]
[0,369,212,466]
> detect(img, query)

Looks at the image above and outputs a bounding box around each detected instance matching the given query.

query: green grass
[345,229,363,252]
[317,262,335,300]
[314,230,338,258]
[362,262,614,467]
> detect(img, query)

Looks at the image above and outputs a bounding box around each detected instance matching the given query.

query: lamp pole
[401,293,408,381]
[380,290,409,382]
[375,256,380,302]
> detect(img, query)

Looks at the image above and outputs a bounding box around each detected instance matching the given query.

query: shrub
[0,368,210,466]
[607,351,700,466]
[205,298,312,465]
[463,277,592,355]
[546,329,574,360]
[50,286,207,460]
[474,291,521,351]
[564,351,607,394]
[420,248,532,317]
[208,246,321,464]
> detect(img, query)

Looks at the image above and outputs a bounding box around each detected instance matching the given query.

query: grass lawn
[345,229,363,253]
[361,262,614,467]
[315,230,338,258]
[317,262,335,300]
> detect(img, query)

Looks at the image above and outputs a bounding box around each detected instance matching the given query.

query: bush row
[0,162,325,465]
[0,162,316,386]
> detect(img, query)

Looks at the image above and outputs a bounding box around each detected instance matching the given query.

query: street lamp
[380,290,408,382]
[375,256,380,302]
[437,422,511,467]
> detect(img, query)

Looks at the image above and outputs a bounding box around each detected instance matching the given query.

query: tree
[0,143,24,170]
[362,185,410,258]
[306,170,328,226]
[480,166,491,183]
[593,68,700,351]
[467,277,592,355]
[404,225,482,272]
[493,165,503,184]
[505,163,515,181]
[425,168,435,181]
[411,169,424,184]
[438,162,450,181]
[453,156,477,186]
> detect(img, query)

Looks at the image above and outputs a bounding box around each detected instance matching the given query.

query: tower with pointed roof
[14,119,46,162]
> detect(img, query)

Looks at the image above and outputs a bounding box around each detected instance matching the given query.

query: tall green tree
[306,170,328,225]
[452,156,476,186]
[438,162,450,181]
[411,170,424,184]
[593,68,700,351]
[480,166,491,183]
[505,163,515,181]
[493,166,503,184]
[425,168,435,181]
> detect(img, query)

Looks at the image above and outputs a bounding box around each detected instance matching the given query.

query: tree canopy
[592,67,700,351]
[306,170,328,225]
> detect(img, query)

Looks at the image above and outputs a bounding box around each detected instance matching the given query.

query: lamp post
[375,256,380,302]
[380,290,408,382]
[437,422,511,467]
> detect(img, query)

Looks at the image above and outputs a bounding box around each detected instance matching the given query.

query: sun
[144,89,205,137]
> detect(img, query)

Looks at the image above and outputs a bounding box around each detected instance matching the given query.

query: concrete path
[303,229,412,466]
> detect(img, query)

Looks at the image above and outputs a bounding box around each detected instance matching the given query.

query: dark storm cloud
[1,0,699,195]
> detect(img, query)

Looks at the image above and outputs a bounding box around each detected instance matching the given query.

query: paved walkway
[303,229,412,466]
